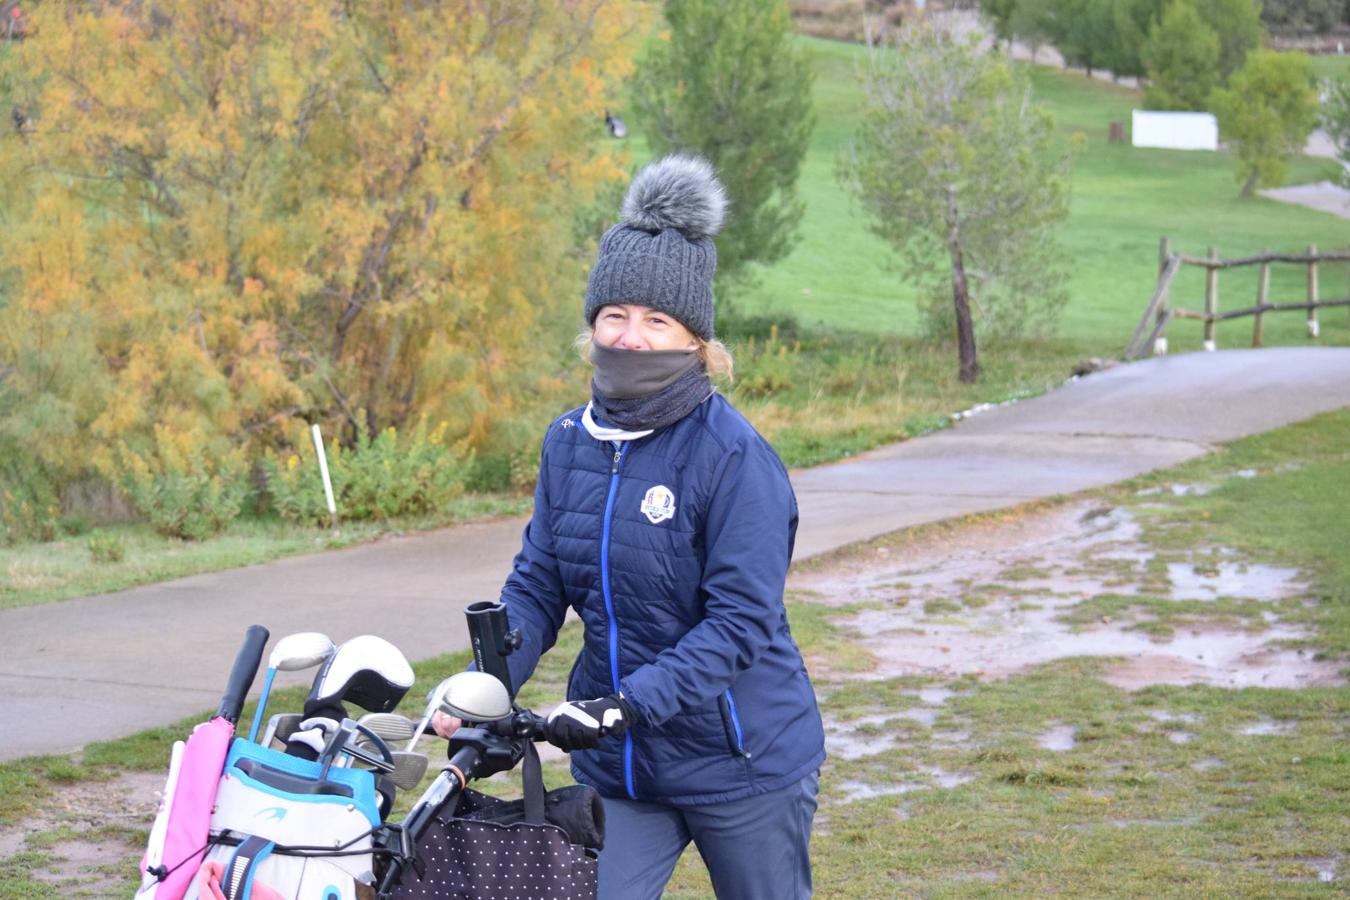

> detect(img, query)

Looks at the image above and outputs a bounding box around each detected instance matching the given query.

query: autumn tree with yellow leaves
[0,0,640,538]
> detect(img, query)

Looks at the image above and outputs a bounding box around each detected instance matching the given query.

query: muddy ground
[795,500,1340,786]
[4,498,1344,896]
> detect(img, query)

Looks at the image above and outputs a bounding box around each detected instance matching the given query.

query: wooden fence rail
[1123,238,1350,361]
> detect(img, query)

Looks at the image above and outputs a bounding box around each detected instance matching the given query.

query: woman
[437,155,825,899]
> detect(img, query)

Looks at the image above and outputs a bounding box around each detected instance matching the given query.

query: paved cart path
[4,347,1350,761]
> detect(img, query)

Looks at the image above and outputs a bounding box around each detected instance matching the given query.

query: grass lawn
[2,410,1346,897]
[0,493,531,610]
[1308,53,1350,81]
[740,37,1350,357]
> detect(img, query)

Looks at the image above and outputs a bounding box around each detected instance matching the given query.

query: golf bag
[182,739,382,900]
[140,626,269,900]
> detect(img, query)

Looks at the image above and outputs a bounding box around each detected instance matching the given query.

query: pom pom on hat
[620,155,727,240]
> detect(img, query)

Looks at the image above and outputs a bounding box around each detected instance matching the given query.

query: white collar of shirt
[580,402,655,443]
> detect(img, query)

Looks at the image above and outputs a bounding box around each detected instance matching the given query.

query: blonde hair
[575,326,735,382]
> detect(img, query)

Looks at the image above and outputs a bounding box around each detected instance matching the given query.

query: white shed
[1131,110,1219,152]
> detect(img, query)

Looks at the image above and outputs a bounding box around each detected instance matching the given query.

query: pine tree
[1143,0,1222,110]
[631,0,814,287]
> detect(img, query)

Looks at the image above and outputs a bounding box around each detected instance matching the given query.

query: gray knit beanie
[584,155,727,340]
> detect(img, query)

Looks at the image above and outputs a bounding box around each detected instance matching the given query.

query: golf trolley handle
[374,710,548,898]
[216,624,270,724]
[465,600,521,699]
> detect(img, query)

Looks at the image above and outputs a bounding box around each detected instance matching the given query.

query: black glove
[545,694,634,752]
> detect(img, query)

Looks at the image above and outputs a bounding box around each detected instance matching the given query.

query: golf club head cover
[305,635,414,715]
[285,716,338,761]
[545,694,634,752]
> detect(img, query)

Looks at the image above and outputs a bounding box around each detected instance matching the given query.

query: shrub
[113,426,249,541]
[732,325,801,399]
[265,418,473,526]
[464,417,545,494]
[59,515,91,537]
[0,454,60,544]
[87,532,126,563]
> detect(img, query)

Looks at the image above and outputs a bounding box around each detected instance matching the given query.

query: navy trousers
[596,771,819,900]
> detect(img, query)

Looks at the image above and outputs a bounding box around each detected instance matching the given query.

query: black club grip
[216,624,270,723]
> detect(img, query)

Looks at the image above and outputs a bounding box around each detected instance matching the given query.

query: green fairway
[739,37,1350,356]
[1309,53,1350,80]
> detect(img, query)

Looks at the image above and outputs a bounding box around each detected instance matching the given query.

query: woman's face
[593,304,697,352]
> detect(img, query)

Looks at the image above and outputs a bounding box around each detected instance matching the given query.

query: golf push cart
[137,601,604,900]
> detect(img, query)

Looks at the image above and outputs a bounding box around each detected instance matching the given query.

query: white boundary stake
[311,424,339,531]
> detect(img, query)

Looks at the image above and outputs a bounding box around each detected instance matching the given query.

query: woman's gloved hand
[545,694,635,751]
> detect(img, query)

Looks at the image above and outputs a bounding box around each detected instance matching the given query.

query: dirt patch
[791,501,1344,690]
[0,769,158,895]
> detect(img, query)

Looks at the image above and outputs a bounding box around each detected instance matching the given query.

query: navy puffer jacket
[498,392,826,807]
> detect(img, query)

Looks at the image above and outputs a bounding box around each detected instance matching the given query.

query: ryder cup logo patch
[640,485,676,525]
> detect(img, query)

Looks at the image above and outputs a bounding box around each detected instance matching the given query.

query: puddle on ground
[1167,731,1194,744]
[1147,710,1202,724]
[823,704,954,760]
[836,780,926,802]
[1311,858,1338,883]
[1038,725,1076,751]
[1236,719,1297,736]
[790,501,1343,692]
[797,504,1144,609]
[839,599,1331,690]
[1166,561,1304,601]
[823,713,907,760]
[910,764,975,789]
[1191,758,1225,771]
[910,687,958,705]
[835,765,972,803]
[1110,816,1202,828]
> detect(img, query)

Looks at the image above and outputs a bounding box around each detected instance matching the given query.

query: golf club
[384,751,430,790]
[355,712,418,745]
[407,676,456,753]
[260,712,305,748]
[246,631,336,743]
[336,713,422,780]
[343,749,429,791]
[438,671,513,723]
[306,634,414,719]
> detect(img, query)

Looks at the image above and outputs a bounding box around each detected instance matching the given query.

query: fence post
[1253,250,1270,348]
[1307,243,1319,338]
[1155,237,1171,355]
[1204,246,1218,351]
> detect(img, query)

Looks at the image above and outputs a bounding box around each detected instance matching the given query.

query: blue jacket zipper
[725,689,749,757]
[600,442,637,799]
